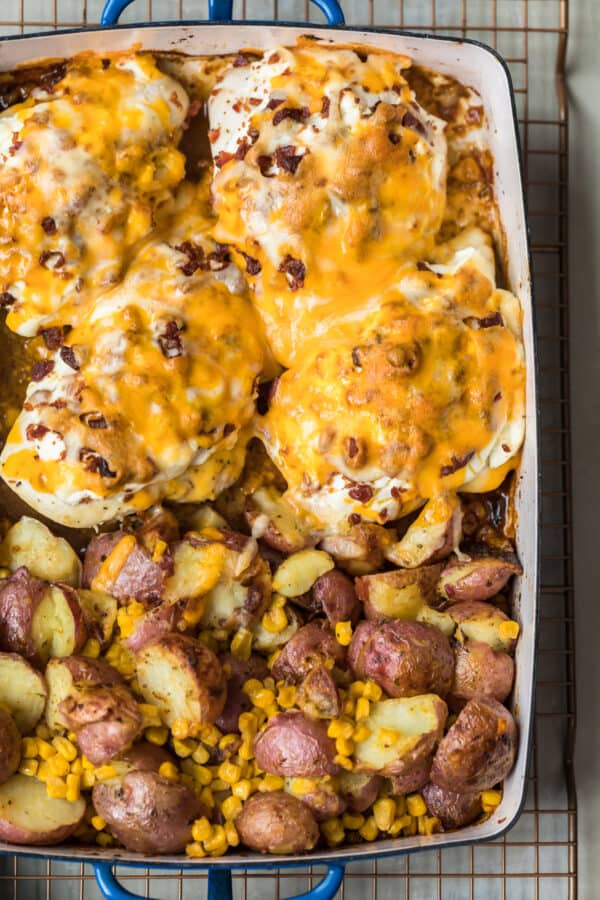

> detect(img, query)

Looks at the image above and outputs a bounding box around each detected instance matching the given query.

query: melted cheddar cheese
[0,52,188,336]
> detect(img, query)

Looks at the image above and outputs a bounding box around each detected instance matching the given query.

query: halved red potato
[82,531,172,605]
[385,495,463,568]
[271,621,345,684]
[336,772,382,813]
[246,486,313,554]
[451,640,515,706]
[0,652,47,733]
[252,603,303,652]
[272,550,334,598]
[135,634,226,729]
[438,548,522,603]
[254,712,338,777]
[0,567,47,661]
[356,565,443,620]
[430,697,517,793]
[353,695,448,776]
[76,589,118,648]
[296,664,340,720]
[118,742,175,773]
[59,683,143,765]
[236,791,319,854]
[449,600,520,653]
[312,569,360,625]
[0,708,21,784]
[348,620,454,698]
[200,557,271,632]
[45,656,124,731]
[320,524,396,576]
[388,760,432,796]
[284,777,346,822]
[216,653,269,734]
[422,782,482,829]
[415,604,456,636]
[0,517,81,586]
[0,774,86,845]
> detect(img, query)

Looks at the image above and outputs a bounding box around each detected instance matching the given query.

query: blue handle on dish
[101,0,344,25]
[94,862,345,900]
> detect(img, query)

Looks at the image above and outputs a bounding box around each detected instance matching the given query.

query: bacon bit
[348,484,373,503]
[159,321,184,359]
[207,243,231,270]
[274,144,304,174]
[278,255,305,291]
[494,391,503,402]
[40,327,64,350]
[25,423,49,441]
[466,106,483,124]
[0,292,15,307]
[416,260,432,272]
[249,97,262,107]
[80,412,108,429]
[41,216,57,235]
[502,444,511,453]
[31,360,54,381]
[348,513,361,526]
[351,347,362,368]
[267,97,284,110]
[388,132,401,145]
[39,250,65,270]
[257,155,274,177]
[469,312,504,329]
[208,128,221,144]
[80,448,116,478]
[232,100,242,113]
[101,58,110,69]
[183,99,202,130]
[391,486,406,499]
[273,106,310,126]
[321,96,330,117]
[223,423,235,436]
[233,53,251,67]
[268,52,281,63]
[175,241,206,276]
[59,346,79,370]
[215,150,235,168]
[440,451,475,478]
[169,90,184,111]
[343,436,367,469]
[391,83,403,95]
[357,51,368,62]
[402,110,425,135]
[241,253,261,275]
[9,133,22,155]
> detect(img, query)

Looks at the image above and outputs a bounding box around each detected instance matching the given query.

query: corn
[94,765,118,782]
[96,833,113,847]
[261,605,288,634]
[352,724,371,743]
[321,818,345,845]
[224,822,239,847]
[407,794,427,817]
[418,815,441,836]
[173,739,195,759]
[192,765,211,787]
[116,601,145,639]
[363,681,383,702]
[35,723,52,740]
[403,817,418,836]
[343,697,356,716]
[358,816,379,842]
[18,759,39,777]
[264,704,279,721]
[48,754,70,778]
[290,778,317,796]
[22,737,38,759]
[37,761,50,783]
[231,628,253,661]
[373,798,396,832]
[336,738,355,758]
[355,697,371,721]
[52,737,78,762]
[37,739,56,760]
[277,686,297,709]
[268,649,282,669]
[201,725,222,747]
[238,739,254,761]
[222,796,243,820]
[192,744,211,765]
[499,620,520,640]
[81,755,94,771]
[68,732,78,744]
[389,814,413,836]
[145,726,169,746]
[242,678,263,699]
[66,773,81,803]
[327,719,354,740]
[232,779,252,801]
[171,718,191,740]
[82,638,101,659]
[158,762,179,782]
[238,712,258,736]
[91,815,106,831]
[334,755,353,771]
[349,681,366,697]
[342,813,365,830]
[192,817,213,842]
[335,621,353,646]
[186,841,207,858]
[218,761,242,784]
[219,734,239,752]
[211,778,230,792]
[81,771,96,790]
[482,790,502,812]
[199,787,214,808]
[139,703,161,726]
[152,539,167,563]
[252,688,276,710]
[46,777,67,799]
[259,774,285,791]
[70,758,83,775]
[203,825,227,853]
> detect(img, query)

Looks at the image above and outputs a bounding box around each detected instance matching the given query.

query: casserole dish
[0,2,538,898]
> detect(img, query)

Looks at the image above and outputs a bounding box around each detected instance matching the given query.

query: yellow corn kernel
[201,725,222,747]
[355,697,371,721]
[343,697,356,716]
[264,704,279,721]
[334,755,353,771]
[70,758,83,775]
[192,817,213,842]
[363,681,383,702]
[92,535,136,592]
[52,736,78,762]
[219,734,239,752]
[48,754,70,778]
[238,739,254,761]
[224,821,239,847]
[192,744,211,765]
[186,841,207,858]
[139,703,161,726]
[218,761,242,784]
[377,728,399,749]
[37,739,56,760]
[96,833,114,847]
[373,798,396,832]
[67,732,78,744]
[259,774,285,792]
[277,686,297,709]
[290,778,317,797]
[389,814,413,836]
[82,638,101,659]
[211,778,230,792]
[231,628,253,662]
[158,762,179,782]
[81,771,96,790]
[192,765,211,787]
[81,755,94,770]
[352,724,371,743]
[404,817,418,836]
[358,816,379,842]
[91,815,106,831]
[232,779,253,801]
[171,718,191,740]
[238,712,258,736]
[252,689,276,710]
[66,773,81,803]
[35,723,52,740]
[222,795,243,821]
[327,719,354,740]
[418,815,441,836]
[94,765,118,782]
[22,737,38,759]
[46,777,67,799]
[268,649,282,669]
[242,678,263,699]
[482,790,503,813]
[199,787,214,808]
[152,539,167,563]
[261,605,288,634]
[349,681,366,697]
[499,620,520,640]
[203,825,227,853]
[407,794,427,817]
[335,737,354,757]
[18,759,39,777]
[321,818,345,845]
[342,813,365,830]
[145,726,169,746]
[173,738,195,759]
[335,621,353,646]
[37,761,50,783]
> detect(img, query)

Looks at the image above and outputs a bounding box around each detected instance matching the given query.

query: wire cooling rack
[0,1,575,898]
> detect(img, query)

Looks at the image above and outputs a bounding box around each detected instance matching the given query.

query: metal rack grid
[0,0,575,897]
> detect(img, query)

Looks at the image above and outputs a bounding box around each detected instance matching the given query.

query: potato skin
[254,712,338,777]
[0,567,47,662]
[297,664,340,720]
[337,772,382,813]
[125,603,181,653]
[312,569,360,625]
[422,782,482,829]
[285,779,346,822]
[92,770,205,853]
[271,621,345,684]
[236,791,319,854]
[82,532,172,605]
[451,640,514,706]
[348,619,454,698]
[217,653,269,734]
[59,684,143,765]
[449,600,517,653]
[119,742,175,773]
[438,551,522,603]
[430,697,517,793]
[0,708,21,785]
[356,565,442,620]
[388,761,432,796]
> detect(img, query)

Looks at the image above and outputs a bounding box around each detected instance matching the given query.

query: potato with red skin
[284,778,346,822]
[59,683,143,765]
[348,619,454,698]
[296,664,340,719]
[449,600,519,653]
[271,621,345,684]
[92,770,206,853]
[125,603,182,653]
[450,640,515,706]
[356,565,443,620]
[246,487,313,554]
[0,775,86,845]
[119,742,175,773]
[422,782,482,829]
[0,652,47,733]
[217,653,269,734]
[254,712,338,777]
[337,772,382,813]
[0,708,20,785]
[438,549,522,603]
[236,791,319,854]
[320,524,396,576]
[312,569,360,625]
[0,567,47,661]
[45,656,124,731]
[388,760,432,796]
[82,531,172,605]
[430,697,517,793]
[385,495,463,568]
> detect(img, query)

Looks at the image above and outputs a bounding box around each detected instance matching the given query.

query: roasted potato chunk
[422,782,482,829]
[83,531,172,604]
[272,621,345,684]
[246,486,313,553]
[356,565,442,620]
[0,708,20,785]
[0,517,81,586]
[216,653,269,734]
[0,775,86,845]
[252,603,302,652]
[385,495,463,568]
[451,639,515,705]
[236,791,319,854]
[59,683,143,765]
[388,761,432,796]
[284,777,346,822]
[312,569,360,625]
[272,550,334,598]
[0,653,47,733]
[45,656,123,732]
[296,664,340,720]
[320,524,395,576]
[438,548,522,602]
[450,600,519,653]
[76,589,118,648]
[337,772,382,813]
[254,712,338,777]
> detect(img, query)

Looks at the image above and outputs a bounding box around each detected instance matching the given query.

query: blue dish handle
[101,0,344,26]
[94,862,345,900]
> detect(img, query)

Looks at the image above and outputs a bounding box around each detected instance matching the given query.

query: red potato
[0,708,21,785]
[430,697,517,793]
[449,600,519,653]
[135,506,180,547]
[296,664,340,720]
[217,653,269,734]
[0,653,47,733]
[45,656,124,731]
[119,742,175,773]
[0,516,82,586]
[356,565,443,620]
[0,567,47,661]
[125,603,181,653]
[284,778,346,822]
[312,569,360,625]
[246,486,313,554]
[320,524,396,576]
[59,683,143,765]
[76,589,118,648]
[422,782,482,829]
[271,621,345,684]
[82,531,172,605]
[135,634,226,729]
[438,548,522,603]
[451,640,515,706]
[92,770,206,854]
[254,712,339,777]
[348,619,454,698]
[385,495,463,568]
[337,772,382,813]
[388,760,432,796]
[236,791,319,854]
[200,557,271,633]
[0,774,86,845]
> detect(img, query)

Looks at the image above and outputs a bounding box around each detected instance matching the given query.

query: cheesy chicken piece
[0,186,265,527]
[209,40,447,366]
[0,52,189,336]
